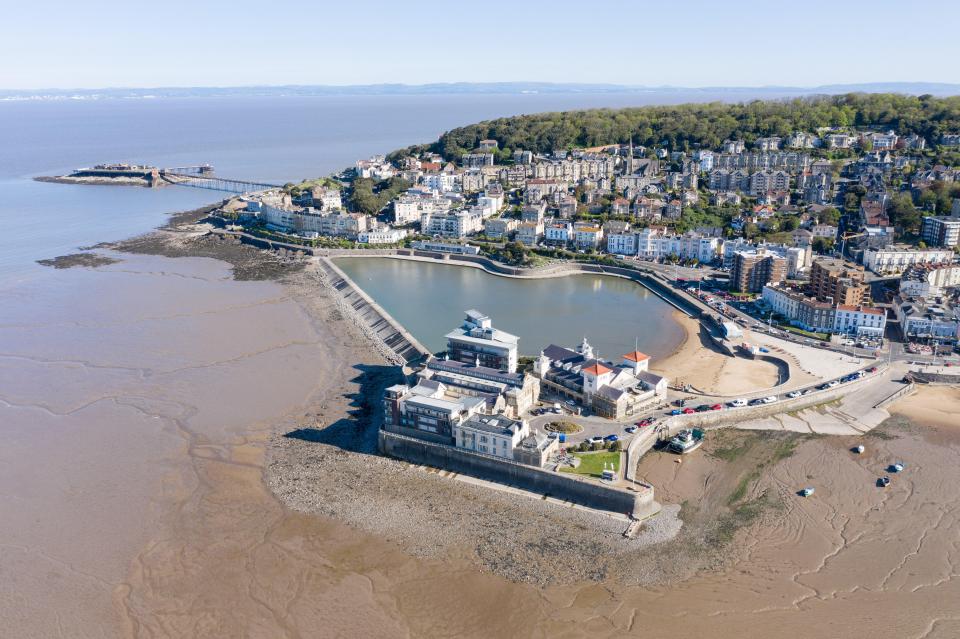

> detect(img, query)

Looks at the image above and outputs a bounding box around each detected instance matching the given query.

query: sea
[0,90,767,636]
[0,89,794,281]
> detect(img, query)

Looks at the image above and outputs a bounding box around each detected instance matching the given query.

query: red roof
[582,362,613,376]
[622,351,650,362]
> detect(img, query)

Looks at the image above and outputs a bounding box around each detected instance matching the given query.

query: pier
[158,167,281,193]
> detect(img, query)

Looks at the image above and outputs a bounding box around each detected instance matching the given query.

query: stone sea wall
[379,430,657,518]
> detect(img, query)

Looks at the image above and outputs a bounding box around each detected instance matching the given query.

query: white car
[786,390,802,398]
[762,396,778,404]
[729,398,748,407]
[827,380,840,388]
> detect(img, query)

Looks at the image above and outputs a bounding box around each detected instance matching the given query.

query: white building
[833,305,887,336]
[862,246,954,274]
[260,203,370,238]
[544,221,573,245]
[454,414,528,460]
[421,209,483,238]
[421,171,459,193]
[607,232,638,256]
[634,228,721,263]
[899,263,960,297]
[358,228,408,244]
[446,310,519,373]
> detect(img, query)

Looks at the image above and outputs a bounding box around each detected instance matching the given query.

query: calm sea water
[0,90,784,281]
[335,257,684,361]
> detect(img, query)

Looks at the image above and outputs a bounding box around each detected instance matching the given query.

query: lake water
[335,257,684,360]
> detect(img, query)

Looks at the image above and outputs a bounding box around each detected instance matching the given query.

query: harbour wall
[379,430,657,518]
[316,257,431,364]
[624,364,896,478]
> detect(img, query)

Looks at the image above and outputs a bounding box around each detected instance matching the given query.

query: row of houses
[761,284,886,337]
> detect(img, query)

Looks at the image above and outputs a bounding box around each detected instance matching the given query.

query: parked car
[588,436,604,445]
[762,396,778,404]
[625,426,638,434]
[604,434,619,442]
[749,398,765,406]
[695,404,711,412]
[729,398,748,408]
[827,380,840,388]
[682,407,696,414]
[867,367,878,373]
[669,409,682,416]
[786,390,802,398]
[710,404,723,411]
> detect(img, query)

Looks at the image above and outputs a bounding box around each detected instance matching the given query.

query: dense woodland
[428,93,960,160]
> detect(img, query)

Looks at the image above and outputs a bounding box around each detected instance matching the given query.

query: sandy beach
[652,312,783,395]
[4,212,960,637]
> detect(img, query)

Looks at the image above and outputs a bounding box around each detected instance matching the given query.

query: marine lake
[334,257,686,360]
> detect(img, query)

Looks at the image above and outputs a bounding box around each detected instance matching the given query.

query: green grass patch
[781,325,830,341]
[560,451,620,478]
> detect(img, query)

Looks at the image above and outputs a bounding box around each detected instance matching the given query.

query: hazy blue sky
[2,0,957,90]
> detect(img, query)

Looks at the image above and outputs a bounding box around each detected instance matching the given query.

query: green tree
[812,237,835,254]
[818,207,841,226]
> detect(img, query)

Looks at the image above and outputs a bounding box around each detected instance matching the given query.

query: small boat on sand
[877,476,891,488]
[668,429,704,454]
[799,487,815,497]
[854,445,865,454]
[889,462,904,473]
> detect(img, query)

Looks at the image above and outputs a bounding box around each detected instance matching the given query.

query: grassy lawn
[781,325,829,341]
[560,451,621,478]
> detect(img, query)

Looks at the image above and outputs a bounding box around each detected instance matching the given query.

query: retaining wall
[626,366,898,478]
[317,258,431,363]
[379,430,656,517]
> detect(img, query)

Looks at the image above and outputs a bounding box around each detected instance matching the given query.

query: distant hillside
[429,93,960,159]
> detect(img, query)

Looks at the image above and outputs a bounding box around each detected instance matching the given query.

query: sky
[1,0,958,90]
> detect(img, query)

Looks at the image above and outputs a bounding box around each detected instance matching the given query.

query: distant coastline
[3,81,960,102]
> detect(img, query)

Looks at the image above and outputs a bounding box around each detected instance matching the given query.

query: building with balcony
[446,310,519,373]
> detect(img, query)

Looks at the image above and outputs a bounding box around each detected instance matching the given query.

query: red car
[710,404,723,411]
[682,407,696,414]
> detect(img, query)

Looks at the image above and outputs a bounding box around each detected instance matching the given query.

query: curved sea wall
[623,363,893,481]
